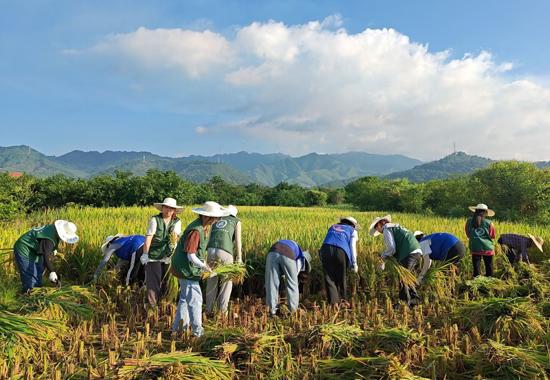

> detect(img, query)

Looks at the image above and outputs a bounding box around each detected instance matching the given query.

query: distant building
[8,171,24,178]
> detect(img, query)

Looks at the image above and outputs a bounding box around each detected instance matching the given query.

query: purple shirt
[498,234,533,263]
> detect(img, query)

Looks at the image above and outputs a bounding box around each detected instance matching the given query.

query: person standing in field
[141,197,183,307]
[370,215,422,306]
[265,239,312,317]
[13,220,79,292]
[465,204,496,277]
[497,233,544,265]
[319,216,359,306]
[171,201,229,337]
[93,234,146,286]
[413,231,466,284]
[205,205,242,316]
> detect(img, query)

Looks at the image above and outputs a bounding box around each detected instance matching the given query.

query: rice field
[1,206,549,379]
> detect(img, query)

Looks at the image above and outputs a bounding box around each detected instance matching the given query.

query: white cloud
[82,18,550,160]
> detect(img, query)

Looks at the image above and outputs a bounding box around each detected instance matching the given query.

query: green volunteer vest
[207,215,239,254]
[171,219,208,281]
[387,225,421,263]
[466,218,494,252]
[148,214,180,260]
[14,224,60,262]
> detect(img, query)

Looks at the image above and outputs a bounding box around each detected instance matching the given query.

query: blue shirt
[322,224,354,265]
[114,235,146,260]
[420,233,459,261]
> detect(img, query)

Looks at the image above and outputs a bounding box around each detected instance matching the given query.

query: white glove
[161,256,171,264]
[53,250,59,256]
[377,262,385,271]
[417,275,424,285]
[140,254,149,265]
[49,272,58,283]
[352,264,358,273]
[209,271,217,278]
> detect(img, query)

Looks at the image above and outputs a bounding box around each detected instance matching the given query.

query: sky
[1,0,550,161]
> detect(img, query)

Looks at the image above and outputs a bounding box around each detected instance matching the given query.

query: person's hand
[161,256,171,264]
[417,275,424,285]
[53,249,59,256]
[140,254,149,265]
[92,274,98,283]
[209,271,217,278]
[352,264,359,273]
[377,262,385,271]
[49,272,58,283]
[236,258,243,265]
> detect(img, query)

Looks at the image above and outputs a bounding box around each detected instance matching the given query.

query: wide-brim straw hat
[468,203,495,217]
[192,201,230,218]
[369,215,392,237]
[413,231,424,238]
[340,216,360,229]
[101,233,123,254]
[154,197,183,213]
[54,220,79,244]
[302,250,312,273]
[226,205,238,217]
[528,234,544,253]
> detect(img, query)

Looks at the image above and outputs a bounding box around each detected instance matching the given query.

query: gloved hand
[140,254,149,265]
[417,275,424,285]
[352,264,359,273]
[377,262,385,271]
[161,256,171,264]
[49,272,58,283]
[53,249,59,256]
[209,271,218,278]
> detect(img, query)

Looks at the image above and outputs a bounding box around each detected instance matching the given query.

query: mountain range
[0,145,547,187]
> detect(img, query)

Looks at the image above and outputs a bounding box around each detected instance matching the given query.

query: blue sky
[1,0,550,160]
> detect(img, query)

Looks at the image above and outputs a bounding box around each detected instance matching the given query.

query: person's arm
[93,246,117,279]
[235,221,243,264]
[520,236,530,264]
[351,230,358,271]
[173,220,182,237]
[185,231,211,271]
[38,239,56,273]
[380,228,396,259]
[489,223,496,239]
[417,255,432,284]
[143,217,157,254]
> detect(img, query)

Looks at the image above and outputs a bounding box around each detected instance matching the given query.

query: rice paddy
[1,206,549,379]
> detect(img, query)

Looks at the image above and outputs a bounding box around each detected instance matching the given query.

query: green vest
[148,214,180,260]
[387,225,421,263]
[466,218,494,252]
[14,224,60,262]
[171,219,208,281]
[207,216,239,254]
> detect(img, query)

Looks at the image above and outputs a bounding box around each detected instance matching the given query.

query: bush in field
[0,173,34,220]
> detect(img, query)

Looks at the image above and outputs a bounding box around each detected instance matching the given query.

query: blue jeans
[265,251,300,315]
[172,279,203,336]
[13,249,44,292]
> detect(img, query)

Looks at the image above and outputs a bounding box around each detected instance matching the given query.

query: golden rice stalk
[201,263,247,284]
[384,258,418,288]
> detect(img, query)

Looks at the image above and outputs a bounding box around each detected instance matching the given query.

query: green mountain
[0,146,86,177]
[536,161,550,169]
[385,152,494,182]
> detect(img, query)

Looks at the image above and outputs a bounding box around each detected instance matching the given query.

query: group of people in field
[12,199,545,337]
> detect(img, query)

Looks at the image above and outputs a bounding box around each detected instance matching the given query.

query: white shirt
[146,217,182,236]
[380,223,422,258]
[350,230,359,266]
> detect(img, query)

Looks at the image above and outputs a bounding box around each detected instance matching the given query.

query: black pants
[446,241,466,263]
[145,261,169,306]
[472,255,493,277]
[399,253,421,305]
[319,244,348,305]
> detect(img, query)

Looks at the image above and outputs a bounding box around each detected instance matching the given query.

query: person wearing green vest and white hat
[370,215,422,306]
[13,220,79,292]
[171,201,229,337]
[205,205,242,316]
[142,197,183,307]
[465,203,496,277]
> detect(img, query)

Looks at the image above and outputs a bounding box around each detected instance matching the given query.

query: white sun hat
[153,197,184,213]
[468,203,495,217]
[369,215,392,237]
[414,231,424,237]
[54,220,79,244]
[528,234,544,253]
[101,233,123,254]
[340,216,360,229]
[192,201,230,217]
[226,205,238,217]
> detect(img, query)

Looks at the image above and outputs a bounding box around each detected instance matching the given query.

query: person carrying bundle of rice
[141,197,183,307]
[497,233,544,265]
[205,205,242,316]
[413,231,466,284]
[171,201,229,337]
[93,234,146,286]
[13,220,79,292]
[370,215,421,307]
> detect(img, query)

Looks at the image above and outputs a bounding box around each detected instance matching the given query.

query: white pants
[172,279,203,336]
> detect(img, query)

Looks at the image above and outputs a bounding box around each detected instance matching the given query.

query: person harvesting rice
[370,215,421,307]
[319,216,359,307]
[265,239,312,317]
[13,220,79,292]
[413,231,466,284]
[497,233,544,265]
[465,204,496,277]
[171,201,229,337]
[205,205,242,316]
[93,234,146,286]
[141,197,182,307]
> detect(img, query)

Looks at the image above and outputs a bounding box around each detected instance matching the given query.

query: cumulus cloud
[82,17,550,160]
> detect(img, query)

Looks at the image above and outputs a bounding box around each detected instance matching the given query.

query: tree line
[1,161,548,225]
